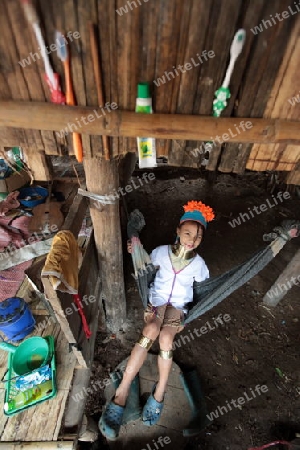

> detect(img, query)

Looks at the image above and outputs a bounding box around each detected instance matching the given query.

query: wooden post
[83,157,126,333]
[263,248,300,307]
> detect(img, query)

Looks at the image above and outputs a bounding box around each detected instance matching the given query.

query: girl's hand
[127,240,132,254]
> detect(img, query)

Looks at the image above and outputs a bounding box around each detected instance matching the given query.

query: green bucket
[0,337,50,375]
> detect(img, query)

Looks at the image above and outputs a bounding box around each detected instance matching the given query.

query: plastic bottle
[135,83,157,169]
[11,147,23,171]
[6,147,23,172]
[4,380,53,412]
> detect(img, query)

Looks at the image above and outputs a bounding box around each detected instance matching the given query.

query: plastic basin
[18,186,48,208]
[0,337,50,375]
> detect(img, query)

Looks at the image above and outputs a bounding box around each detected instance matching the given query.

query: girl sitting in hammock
[99,200,214,440]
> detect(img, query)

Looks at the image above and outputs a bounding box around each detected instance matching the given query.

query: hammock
[127,209,300,324]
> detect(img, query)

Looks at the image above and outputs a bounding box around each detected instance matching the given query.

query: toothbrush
[20,0,65,104]
[56,31,83,163]
[201,29,246,166]
[212,29,246,117]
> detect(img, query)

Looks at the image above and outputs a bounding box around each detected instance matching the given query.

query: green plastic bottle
[4,380,53,412]
[6,147,23,172]
[11,147,23,171]
[135,83,157,169]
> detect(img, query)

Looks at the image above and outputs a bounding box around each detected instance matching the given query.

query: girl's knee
[142,320,160,340]
[159,328,176,350]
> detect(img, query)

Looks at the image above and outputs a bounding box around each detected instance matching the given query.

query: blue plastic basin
[18,186,48,208]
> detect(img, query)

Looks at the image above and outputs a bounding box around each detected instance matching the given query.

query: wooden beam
[1,101,300,144]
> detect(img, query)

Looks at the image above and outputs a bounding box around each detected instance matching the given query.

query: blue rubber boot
[98,401,124,441]
[180,369,212,437]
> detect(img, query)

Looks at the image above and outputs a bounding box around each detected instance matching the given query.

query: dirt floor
[80,169,300,450]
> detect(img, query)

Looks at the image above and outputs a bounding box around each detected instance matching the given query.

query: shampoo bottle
[135,83,157,169]
[4,380,53,412]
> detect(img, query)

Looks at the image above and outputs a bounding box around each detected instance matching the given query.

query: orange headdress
[180,200,215,229]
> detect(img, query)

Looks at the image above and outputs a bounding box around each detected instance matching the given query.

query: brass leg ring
[137,334,153,351]
[159,349,173,360]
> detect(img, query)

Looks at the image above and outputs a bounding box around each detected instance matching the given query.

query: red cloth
[73,294,92,339]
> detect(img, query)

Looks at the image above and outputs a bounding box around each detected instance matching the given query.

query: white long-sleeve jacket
[148,245,209,311]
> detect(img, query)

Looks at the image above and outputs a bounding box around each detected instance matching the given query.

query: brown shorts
[144,303,185,333]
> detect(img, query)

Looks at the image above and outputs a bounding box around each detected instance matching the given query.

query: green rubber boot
[179,369,212,437]
[111,369,142,424]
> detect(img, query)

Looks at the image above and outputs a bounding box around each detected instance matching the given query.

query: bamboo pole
[1,101,300,144]
[0,442,74,450]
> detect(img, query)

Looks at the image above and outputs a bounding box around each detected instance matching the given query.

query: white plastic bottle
[135,83,157,169]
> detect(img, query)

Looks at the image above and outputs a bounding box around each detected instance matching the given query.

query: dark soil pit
[81,170,300,450]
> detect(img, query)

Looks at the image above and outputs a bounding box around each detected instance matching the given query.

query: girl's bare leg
[154,326,177,402]
[114,317,161,406]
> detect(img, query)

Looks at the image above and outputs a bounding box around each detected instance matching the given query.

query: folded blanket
[41,230,80,294]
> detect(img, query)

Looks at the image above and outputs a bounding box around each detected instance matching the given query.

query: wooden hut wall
[247,19,300,184]
[0,0,299,179]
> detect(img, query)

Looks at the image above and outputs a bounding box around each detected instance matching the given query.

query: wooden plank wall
[0,1,58,154]
[217,0,295,173]
[0,0,299,178]
[247,19,300,183]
